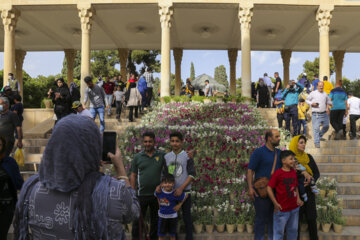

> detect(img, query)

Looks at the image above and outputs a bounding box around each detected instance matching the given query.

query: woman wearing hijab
[69,82,81,103]
[0,135,23,239]
[125,82,142,122]
[289,135,320,240]
[50,77,71,123]
[256,78,269,108]
[13,115,140,240]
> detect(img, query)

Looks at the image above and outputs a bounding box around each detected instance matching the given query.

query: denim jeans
[312,112,329,145]
[180,194,193,240]
[284,105,298,136]
[254,196,273,240]
[277,114,285,128]
[90,106,105,132]
[132,196,159,240]
[298,119,306,135]
[273,207,299,240]
[105,94,113,115]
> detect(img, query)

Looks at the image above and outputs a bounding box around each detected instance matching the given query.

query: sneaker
[335,131,342,140]
[302,193,308,202]
[320,138,326,141]
[315,144,320,148]
[311,186,320,195]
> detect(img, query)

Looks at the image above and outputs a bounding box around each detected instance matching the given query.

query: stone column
[78,4,94,98]
[159,3,173,97]
[281,50,292,87]
[1,8,19,87]
[316,5,334,81]
[64,49,76,85]
[333,50,345,85]
[118,48,129,81]
[238,4,253,99]
[228,49,238,96]
[15,49,26,97]
[173,48,183,96]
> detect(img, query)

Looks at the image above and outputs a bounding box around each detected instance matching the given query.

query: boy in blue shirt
[155,174,187,240]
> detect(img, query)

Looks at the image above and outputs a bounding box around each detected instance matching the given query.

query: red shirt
[103,82,115,94]
[268,168,298,212]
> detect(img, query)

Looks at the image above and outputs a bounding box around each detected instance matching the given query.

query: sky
[1,50,360,83]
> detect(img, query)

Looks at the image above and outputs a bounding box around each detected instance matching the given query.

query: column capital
[78,5,95,33]
[173,48,183,63]
[1,8,20,32]
[159,3,173,29]
[228,49,238,64]
[281,49,292,63]
[64,49,76,65]
[316,5,334,34]
[238,4,253,30]
[15,49,26,65]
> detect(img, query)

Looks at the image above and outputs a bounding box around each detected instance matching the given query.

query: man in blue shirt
[329,82,348,140]
[282,80,304,136]
[312,74,320,91]
[248,129,282,240]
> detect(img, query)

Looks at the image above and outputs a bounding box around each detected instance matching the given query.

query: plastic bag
[14,148,24,167]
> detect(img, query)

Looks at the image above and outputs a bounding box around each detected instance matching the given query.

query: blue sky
[1,50,360,83]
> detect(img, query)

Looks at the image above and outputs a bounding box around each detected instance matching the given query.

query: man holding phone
[306,81,332,148]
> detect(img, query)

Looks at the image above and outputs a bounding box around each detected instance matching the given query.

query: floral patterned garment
[28,178,139,239]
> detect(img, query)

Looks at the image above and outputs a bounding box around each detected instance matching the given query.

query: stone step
[314,155,360,163]
[322,173,360,183]
[320,140,360,148]
[343,209,360,226]
[23,138,49,147]
[338,183,360,195]
[317,163,360,173]
[338,195,360,209]
[23,146,46,154]
[307,147,360,155]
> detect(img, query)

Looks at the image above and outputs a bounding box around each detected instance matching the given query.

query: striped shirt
[143,71,154,88]
[329,87,347,110]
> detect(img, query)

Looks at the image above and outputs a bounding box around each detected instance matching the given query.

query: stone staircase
[258,108,360,239]
[19,107,143,181]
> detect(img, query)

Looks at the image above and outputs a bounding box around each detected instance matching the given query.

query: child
[298,98,309,135]
[267,150,303,240]
[274,90,285,128]
[163,131,195,240]
[71,101,93,119]
[155,174,187,240]
[295,159,319,202]
[113,85,125,120]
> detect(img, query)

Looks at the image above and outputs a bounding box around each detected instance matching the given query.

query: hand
[286,85,290,89]
[326,108,330,115]
[248,187,258,201]
[106,105,110,109]
[173,203,182,212]
[274,202,282,213]
[311,103,319,108]
[297,198,304,207]
[155,185,161,193]
[17,140,23,149]
[186,149,194,159]
[302,171,312,187]
[107,148,124,170]
[174,188,184,197]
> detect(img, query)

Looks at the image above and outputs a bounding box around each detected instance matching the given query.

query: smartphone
[102,131,117,162]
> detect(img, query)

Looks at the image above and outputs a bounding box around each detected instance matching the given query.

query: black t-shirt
[10,103,24,122]
[274,77,282,91]
[0,111,20,143]
[0,166,14,209]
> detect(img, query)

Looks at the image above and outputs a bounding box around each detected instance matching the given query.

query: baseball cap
[72,101,82,109]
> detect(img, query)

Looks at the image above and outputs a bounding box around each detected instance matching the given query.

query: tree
[214,65,228,89]
[300,56,335,81]
[129,50,160,75]
[190,62,195,81]
[90,50,120,77]
[236,77,242,95]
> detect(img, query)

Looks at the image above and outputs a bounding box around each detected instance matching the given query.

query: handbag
[253,149,277,198]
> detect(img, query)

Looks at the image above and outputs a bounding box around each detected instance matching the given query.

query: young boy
[163,131,195,240]
[267,150,303,240]
[155,174,187,240]
[298,98,309,135]
[71,101,93,119]
[295,159,319,202]
[113,85,125,120]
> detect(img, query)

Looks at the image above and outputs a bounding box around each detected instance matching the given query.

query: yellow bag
[14,148,24,167]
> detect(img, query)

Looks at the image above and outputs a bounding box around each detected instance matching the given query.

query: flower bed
[120,102,289,228]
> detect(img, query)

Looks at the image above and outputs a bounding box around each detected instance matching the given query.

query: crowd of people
[253,72,360,147]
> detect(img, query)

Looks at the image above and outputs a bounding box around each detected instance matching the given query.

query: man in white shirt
[347,92,360,140]
[305,81,332,148]
[263,73,274,107]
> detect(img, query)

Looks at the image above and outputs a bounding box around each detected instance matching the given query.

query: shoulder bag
[253,149,277,198]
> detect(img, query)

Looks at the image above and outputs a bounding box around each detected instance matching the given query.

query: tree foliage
[236,77,242,95]
[300,56,335,81]
[190,62,195,81]
[342,77,360,98]
[90,50,120,77]
[214,65,228,89]
[129,50,160,75]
